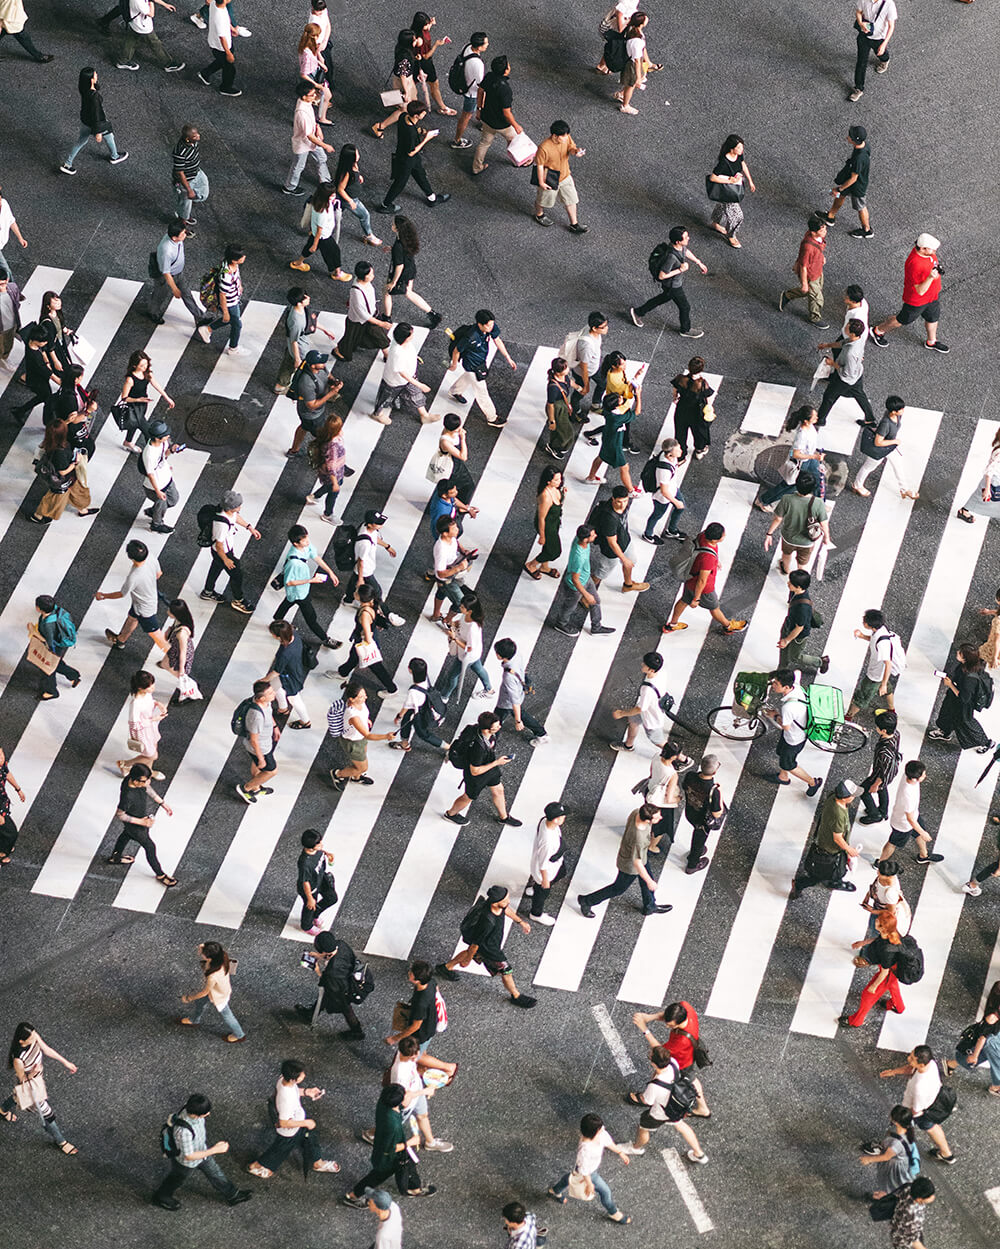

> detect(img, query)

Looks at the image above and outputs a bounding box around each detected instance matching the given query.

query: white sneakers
[225,345,248,356]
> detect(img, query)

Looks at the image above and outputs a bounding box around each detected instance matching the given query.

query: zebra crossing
[2,263,999,1054]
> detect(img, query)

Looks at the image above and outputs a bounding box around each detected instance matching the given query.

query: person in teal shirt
[550,525,615,638]
[273,523,341,647]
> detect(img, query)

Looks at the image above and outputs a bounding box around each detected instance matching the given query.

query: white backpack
[559,328,587,366]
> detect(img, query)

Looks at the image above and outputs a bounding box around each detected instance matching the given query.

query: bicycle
[707,671,868,754]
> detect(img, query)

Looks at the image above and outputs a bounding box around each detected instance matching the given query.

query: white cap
[915,233,940,251]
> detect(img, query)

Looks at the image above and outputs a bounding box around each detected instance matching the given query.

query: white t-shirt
[791,424,818,461]
[626,34,646,62]
[129,0,154,34]
[141,441,172,490]
[654,458,678,498]
[343,707,370,742]
[0,199,14,250]
[454,616,482,661]
[355,531,377,576]
[865,629,904,681]
[275,1078,307,1137]
[389,1054,424,1095]
[859,0,897,41]
[212,512,236,554]
[890,778,919,832]
[384,339,419,389]
[637,680,666,735]
[646,756,679,808]
[348,282,376,324]
[641,1068,676,1122]
[208,1,232,50]
[780,688,808,745]
[459,46,485,96]
[842,298,870,341]
[310,6,331,51]
[575,1126,615,1176]
[374,1204,403,1249]
[433,533,459,578]
[903,1063,941,1117]
[530,817,563,883]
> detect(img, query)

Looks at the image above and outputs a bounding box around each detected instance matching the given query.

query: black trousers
[854,30,890,89]
[205,550,245,601]
[257,1126,321,1172]
[351,1154,421,1197]
[674,408,710,455]
[635,284,691,332]
[305,995,362,1032]
[816,373,875,426]
[154,1157,239,1203]
[200,48,237,92]
[0,28,47,59]
[300,880,338,930]
[112,825,165,876]
[274,593,327,643]
[399,707,444,749]
[12,385,51,422]
[40,655,80,697]
[0,813,19,856]
[677,816,710,871]
[860,776,890,821]
[530,858,566,916]
[301,234,343,274]
[337,648,397,693]
[384,154,433,205]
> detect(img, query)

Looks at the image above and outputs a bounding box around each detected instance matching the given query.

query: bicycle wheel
[707,705,767,741]
[811,719,869,755]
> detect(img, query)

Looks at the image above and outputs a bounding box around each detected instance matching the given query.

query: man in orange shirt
[870,233,948,353]
[532,120,588,234]
[779,215,829,328]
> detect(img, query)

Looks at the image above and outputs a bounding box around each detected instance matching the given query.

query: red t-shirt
[686,539,719,595]
[902,248,941,306]
[663,1001,699,1070]
[795,233,826,282]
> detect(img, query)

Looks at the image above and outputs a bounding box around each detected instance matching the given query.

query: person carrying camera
[870,233,949,354]
[295,930,366,1039]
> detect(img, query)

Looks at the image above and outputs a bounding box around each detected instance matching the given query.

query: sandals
[608,1212,632,1224]
[58,1141,78,1155]
[106,854,134,864]
[541,568,559,579]
[523,564,541,580]
[1,1108,17,1122]
[850,485,871,497]
[547,1188,568,1204]
[371,124,385,139]
[157,874,179,888]
[957,508,975,523]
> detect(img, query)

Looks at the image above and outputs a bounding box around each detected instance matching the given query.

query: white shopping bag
[506,132,537,167]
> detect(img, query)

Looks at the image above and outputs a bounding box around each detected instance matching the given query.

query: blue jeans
[552,1169,617,1215]
[436,654,490,699]
[65,125,120,168]
[760,459,822,507]
[187,995,245,1040]
[644,488,685,538]
[174,170,209,221]
[1,1094,66,1144]
[209,301,242,347]
[345,198,374,237]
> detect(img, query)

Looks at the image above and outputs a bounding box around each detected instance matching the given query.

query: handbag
[868,1192,897,1223]
[806,495,824,542]
[391,1000,412,1033]
[705,174,743,204]
[13,1074,47,1110]
[991,484,1000,502]
[566,1171,594,1201]
[110,399,131,431]
[701,400,716,423]
[26,635,60,675]
[127,735,145,753]
[300,201,313,232]
[74,452,89,488]
[529,165,560,190]
[355,639,382,669]
[678,1028,712,1069]
[380,89,404,107]
[427,449,452,484]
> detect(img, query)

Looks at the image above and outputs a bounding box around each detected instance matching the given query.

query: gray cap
[147,420,171,440]
[364,1189,393,1210]
[221,490,243,511]
[835,780,859,799]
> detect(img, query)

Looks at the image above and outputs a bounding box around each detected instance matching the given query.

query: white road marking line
[661,1147,714,1233]
[985,1186,1000,1219]
[591,1004,636,1075]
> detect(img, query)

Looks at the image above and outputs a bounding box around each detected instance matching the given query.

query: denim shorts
[128,607,161,633]
[462,93,477,114]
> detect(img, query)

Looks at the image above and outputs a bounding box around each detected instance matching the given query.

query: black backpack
[302,640,320,673]
[197,503,225,548]
[603,31,628,73]
[413,683,447,727]
[449,323,476,357]
[893,935,925,985]
[286,362,309,401]
[159,1112,193,1158]
[459,896,489,944]
[652,1065,699,1122]
[447,48,478,95]
[447,722,479,770]
[230,696,255,738]
[640,453,669,495]
[648,241,670,280]
[921,1078,957,1125]
[332,524,361,572]
[118,0,132,23]
[974,672,994,712]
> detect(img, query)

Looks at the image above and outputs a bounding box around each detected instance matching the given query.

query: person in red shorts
[870,233,949,353]
[632,1000,711,1117]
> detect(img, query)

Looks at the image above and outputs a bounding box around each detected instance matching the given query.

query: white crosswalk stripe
[6,264,999,1053]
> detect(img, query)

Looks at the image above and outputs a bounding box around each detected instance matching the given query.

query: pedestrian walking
[632,1002,712,1116]
[372,1035,453,1152]
[377,101,451,213]
[595,0,639,72]
[28,420,97,525]
[306,413,346,523]
[275,287,315,393]
[202,244,247,354]
[234,680,280,804]
[548,1113,632,1222]
[392,657,447,754]
[97,539,169,653]
[543,357,577,460]
[812,284,871,388]
[273,523,341,647]
[9,323,56,425]
[284,84,334,197]
[342,510,400,612]
[437,413,475,501]
[590,485,649,594]
[294,930,370,1038]
[170,123,209,227]
[435,885,536,1006]
[578,803,671,919]
[764,670,824,793]
[297,22,332,124]
[140,420,182,533]
[447,309,516,425]
[472,55,523,175]
[411,11,455,117]
[0,268,23,372]
[877,761,945,865]
[334,263,392,362]
[330,681,396,791]
[264,621,312,729]
[449,31,489,148]
[384,960,456,1078]
[502,1201,543,1249]
[565,312,607,417]
[610,651,669,752]
[777,570,829,675]
[613,11,653,115]
[850,0,896,102]
[106,763,178,887]
[115,349,171,451]
[200,490,259,612]
[637,739,691,851]
[970,434,1000,523]
[852,397,917,498]
[928,644,994,753]
[381,215,442,326]
[815,318,875,426]
[198,0,241,96]
[287,350,343,455]
[858,709,901,825]
[29,596,80,703]
[962,824,1000,898]
[673,754,726,875]
[858,1105,920,1200]
[707,134,755,248]
[248,1060,340,1178]
[780,214,830,327]
[853,857,911,962]
[819,124,873,238]
[296,828,337,933]
[789,780,860,897]
[948,982,1000,1093]
[763,475,832,573]
[156,598,199,702]
[435,594,493,700]
[630,227,707,336]
[870,233,949,353]
[622,1042,708,1165]
[525,802,566,926]
[115,0,185,74]
[848,609,905,718]
[524,468,564,578]
[664,521,747,633]
[0,185,28,275]
[878,1046,956,1164]
[671,356,715,462]
[177,941,245,1042]
[147,220,212,337]
[888,1178,936,1246]
[0,0,52,62]
[839,911,922,1026]
[584,392,637,493]
[152,1093,252,1209]
[0,748,25,865]
[1,1023,77,1152]
[427,516,471,627]
[372,323,437,426]
[442,713,521,826]
[372,28,421,138]
[532,121,588,233]
[550,525,614,638]
[494,637,548,744]
[118,669,167,776]
[60,68,128,175]
[339,1085,434,1204]
[334,145,382,245]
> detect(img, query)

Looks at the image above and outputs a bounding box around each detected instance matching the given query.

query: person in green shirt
[763,474,830,574]
[790,780,860,898]
[551,524,615,638]
[340,1084,435,1206]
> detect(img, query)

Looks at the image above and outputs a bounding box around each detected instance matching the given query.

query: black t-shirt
[867,936,898,970]
[466,732,501,789]
[839,145,870,196]
[408,980,438,1043]
[682,774,721,819]
[23,344,51,389]
[297,848,334,897]
[118,779,152,820]
[594,501,629,559]
[319,940,356,1004]
[712,153,742,180]
[393,53,415,80]
[395,115,423,159]
[781,592,813,641]
[469,906,505,962]
[480,73,513,129]
[389,239,417,285]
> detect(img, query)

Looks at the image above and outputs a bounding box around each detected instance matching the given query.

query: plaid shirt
[506,1213,538,1249]
[890,1188,926,1249]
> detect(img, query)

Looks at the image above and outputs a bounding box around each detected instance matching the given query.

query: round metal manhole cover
[185,401,247,448]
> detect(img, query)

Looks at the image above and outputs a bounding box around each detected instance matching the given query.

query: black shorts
[638,1110,667,1131]
[249,750,277,772]
[478,956,512,977]
[128,607,161,633]
[420,56,438,83]
[888,827,916,847]
[777,737,805,772]
[897,299,940,325]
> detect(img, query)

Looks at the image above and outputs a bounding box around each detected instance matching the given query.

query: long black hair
[334,144,359,186]
[78,67,97,96]
[168,598,196,638]
[394,215,420,255]
[7,1022,33,1068]
[718,133,744,162]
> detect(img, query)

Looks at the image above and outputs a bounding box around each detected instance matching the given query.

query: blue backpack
[43,607,77,650]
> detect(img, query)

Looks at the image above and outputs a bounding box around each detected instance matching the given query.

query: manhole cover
[185,401,247,448]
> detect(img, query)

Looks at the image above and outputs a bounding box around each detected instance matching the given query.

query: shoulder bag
[806,494,825,542]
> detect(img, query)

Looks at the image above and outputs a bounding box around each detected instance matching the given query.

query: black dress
[936,664,990,749]
[672,374,715,455]
[0,762,18,856]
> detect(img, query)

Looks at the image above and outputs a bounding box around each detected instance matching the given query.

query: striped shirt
[218,264,242,308]
[172,139,201,180]
[870,730,901,785]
